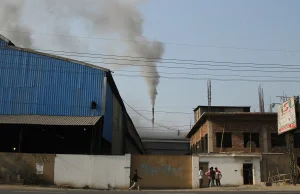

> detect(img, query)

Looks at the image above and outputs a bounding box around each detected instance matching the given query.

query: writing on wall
[140,163,182,176]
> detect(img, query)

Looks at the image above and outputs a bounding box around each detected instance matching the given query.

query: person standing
[205,168,211,187]
[215,167,222,187]
[129,169,143,191]
[199,167,204,188]
[247,167,253,184]
[209,167,216,187]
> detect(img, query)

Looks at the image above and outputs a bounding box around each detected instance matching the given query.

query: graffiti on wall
[140,163,182,176]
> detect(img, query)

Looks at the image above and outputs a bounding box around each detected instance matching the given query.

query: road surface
[0,188,299,194]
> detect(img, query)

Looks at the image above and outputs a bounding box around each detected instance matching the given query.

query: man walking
[199,167,204,188]
[129,169,143,191]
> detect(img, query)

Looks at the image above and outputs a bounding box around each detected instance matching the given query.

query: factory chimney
[152,107,154,128]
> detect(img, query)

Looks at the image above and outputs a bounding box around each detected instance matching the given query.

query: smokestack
[152,107,154,128]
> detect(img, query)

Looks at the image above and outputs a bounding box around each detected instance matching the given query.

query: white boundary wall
[199,155,261,186]
[54,154,131,189]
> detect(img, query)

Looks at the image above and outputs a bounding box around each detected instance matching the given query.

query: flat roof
[193,105,251,111]
[186,112,277,138]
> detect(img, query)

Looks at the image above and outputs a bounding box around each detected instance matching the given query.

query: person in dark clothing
[248,168,253,184]
[209,167,216,187]
[129,169,143,191]
[215,167,222,187]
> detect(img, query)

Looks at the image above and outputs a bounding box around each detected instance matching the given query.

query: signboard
[36,162,44,174]
[278,96,297,135]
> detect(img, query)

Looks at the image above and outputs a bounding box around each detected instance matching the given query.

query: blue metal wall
[0,39,7,47]
[0,41,106,117]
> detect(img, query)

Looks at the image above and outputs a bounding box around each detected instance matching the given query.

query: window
[294,133,300,148]
[271,133,286,147]
[216,132,232,148]
[243,133,260,148]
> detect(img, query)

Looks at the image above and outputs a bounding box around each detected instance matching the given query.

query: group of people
[199,166,222,188]
[128,167,222,191]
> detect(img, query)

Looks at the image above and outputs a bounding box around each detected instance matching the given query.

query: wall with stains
[0,152,55,184]
[260,154,290,182]
[54,154,131,189]
[130,155,192,189]
[199,155,261,186]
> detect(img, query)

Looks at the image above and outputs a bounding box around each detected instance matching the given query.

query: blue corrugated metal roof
[0,42,108,117]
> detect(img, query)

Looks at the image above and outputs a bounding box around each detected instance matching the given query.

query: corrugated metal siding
[103,83,113,142]
[0,115,101,125]
[0,39,7,47]
[0,47,105,116]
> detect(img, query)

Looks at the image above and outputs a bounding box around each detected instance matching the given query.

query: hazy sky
[1,0,300,134]
[115,0,300,132]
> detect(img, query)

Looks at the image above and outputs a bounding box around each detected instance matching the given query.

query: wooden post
[220,123,226,153]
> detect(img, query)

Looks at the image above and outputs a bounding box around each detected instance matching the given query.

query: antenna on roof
[207,80,211,112]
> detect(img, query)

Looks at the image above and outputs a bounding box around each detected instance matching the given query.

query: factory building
[0,34,144,155]
[138,130,190,155]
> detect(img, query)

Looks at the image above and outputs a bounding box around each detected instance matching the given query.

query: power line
[1,52,300,82]
[130,117,191,123]
[123,100,175,130]
[137,125,191,128]
[25,51,300,69]
[2,52,300,75]
[2,51,300,72]
[114,74,300,83]
[3,47,300,68]
[127,109,192,115]
[3,51,300,71]
[114,69,300,80]
[2,29,300,53]
[0,61,299,83]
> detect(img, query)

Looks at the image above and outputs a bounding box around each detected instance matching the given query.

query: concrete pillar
[192,156,199,189]
[208,120,214,153]
[262,126,268,153]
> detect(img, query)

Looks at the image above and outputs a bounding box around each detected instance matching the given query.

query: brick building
[186,106,300,185]
[187,111,300,156]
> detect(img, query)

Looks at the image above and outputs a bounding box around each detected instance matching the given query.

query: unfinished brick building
[186,106,300,183]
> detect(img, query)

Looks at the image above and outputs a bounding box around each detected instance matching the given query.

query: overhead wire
[2,29,300,53]
[123,100,175,131]
[114,69,300,80]
[22,51,300,69]
[114,74,300,83]
[2,52,300,71]
[3,47,299,68]
[0,53,300,83]
[127,109,192,115]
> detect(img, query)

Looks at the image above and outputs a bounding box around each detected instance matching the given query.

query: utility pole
[276,91,290,103]
[279,96,299,185]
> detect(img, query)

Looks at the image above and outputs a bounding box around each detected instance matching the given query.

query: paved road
[0,189,299,194]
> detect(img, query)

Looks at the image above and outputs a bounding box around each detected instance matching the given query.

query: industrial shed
[0,34,144,155]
